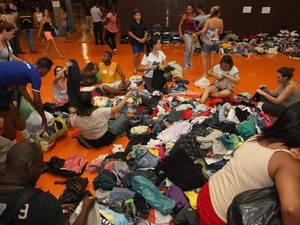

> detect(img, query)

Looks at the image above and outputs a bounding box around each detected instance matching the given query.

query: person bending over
[68,91,133,148]
[197,102,300,225]
[255,67,300,116]
[200,55,240,103]
[99,51,130,97]
[0,58,53,142]
[0,141,96,225]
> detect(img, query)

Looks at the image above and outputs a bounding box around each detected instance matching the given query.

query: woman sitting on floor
[52,62,72,113]
[197,102,300,225]
[200,55,240,103]
[255,67,300,116]
[67,91,133,148]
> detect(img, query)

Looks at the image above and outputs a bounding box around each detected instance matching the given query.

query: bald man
[0,142,95,225]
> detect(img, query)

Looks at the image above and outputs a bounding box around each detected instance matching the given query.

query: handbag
[51,25,59,37]
[0,188,41,225]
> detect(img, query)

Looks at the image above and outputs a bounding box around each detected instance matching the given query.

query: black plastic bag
[227,186,282,225]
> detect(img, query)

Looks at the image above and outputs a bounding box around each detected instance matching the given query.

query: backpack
[81,62,97,86]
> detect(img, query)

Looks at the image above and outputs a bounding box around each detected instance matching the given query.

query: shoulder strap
[4,41,10,61]
[0,188,41,225]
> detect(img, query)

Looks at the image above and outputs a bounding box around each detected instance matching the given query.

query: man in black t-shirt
[0,142,96,225]
[19,4,36,53]
[128,8,148,74]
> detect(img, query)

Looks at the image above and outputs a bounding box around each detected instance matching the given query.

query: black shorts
[0,89,12,111]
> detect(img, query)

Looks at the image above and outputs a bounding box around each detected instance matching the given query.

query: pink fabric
[104,161,116,171]
[157,145,166,161]
[62,155,88,174]
[105,12,118,33]
[259,111,273,127]
[86,158,103,173]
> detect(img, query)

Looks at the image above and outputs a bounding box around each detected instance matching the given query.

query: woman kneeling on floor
[200,55,240,103]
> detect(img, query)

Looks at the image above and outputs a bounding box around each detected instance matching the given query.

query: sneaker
[188,63,194,68]
[184,64,190,70]
[289,52,300,59]
[28,137,35,143]
[257,102,264,110]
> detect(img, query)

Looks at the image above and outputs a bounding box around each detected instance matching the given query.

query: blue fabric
[132,176,176,215]
[0,61,41,91]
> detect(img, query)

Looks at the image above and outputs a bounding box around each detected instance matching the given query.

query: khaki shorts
[100,80,121,92]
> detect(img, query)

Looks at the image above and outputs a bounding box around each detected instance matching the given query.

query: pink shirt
[52,78,69,107]
[105,12,118,33]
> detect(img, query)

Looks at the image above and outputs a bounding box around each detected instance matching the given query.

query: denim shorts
[201,42,219,53]
[132,44,145,54]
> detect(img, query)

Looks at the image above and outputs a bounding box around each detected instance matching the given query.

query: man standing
[19,4,36,53]
[90,0,104,45]
[0,57,53,143]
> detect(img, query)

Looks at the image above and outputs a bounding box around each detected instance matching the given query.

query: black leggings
[93,21,104,44]
[105,30,116,50]
[260,95,285,116]
[67,59,81,108]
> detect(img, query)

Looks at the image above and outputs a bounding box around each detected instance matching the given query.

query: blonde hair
[210,6,221,18]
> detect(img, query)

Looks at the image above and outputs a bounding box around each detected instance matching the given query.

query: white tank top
[35,12,43,23]
[209,137,293,222]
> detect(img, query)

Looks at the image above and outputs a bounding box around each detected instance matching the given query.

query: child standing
[128,9,148,74]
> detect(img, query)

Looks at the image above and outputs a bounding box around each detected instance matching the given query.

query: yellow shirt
[99,62,117,84]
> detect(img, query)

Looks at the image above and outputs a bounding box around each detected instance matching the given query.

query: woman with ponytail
[255,67,300,116]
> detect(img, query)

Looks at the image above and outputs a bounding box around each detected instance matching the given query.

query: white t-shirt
[141,50,166,78]
[71,107,111,140]
[212,64,239,90]
[90,6,103,22]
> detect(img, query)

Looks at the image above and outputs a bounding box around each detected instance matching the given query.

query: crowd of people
[0,1,300,225]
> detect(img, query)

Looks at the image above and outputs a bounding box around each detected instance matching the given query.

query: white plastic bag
[26,111,54,139]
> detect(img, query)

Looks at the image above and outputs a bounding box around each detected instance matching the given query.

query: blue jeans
[183,33,195,66]
[108,115,126,136]
[23,29,35,53]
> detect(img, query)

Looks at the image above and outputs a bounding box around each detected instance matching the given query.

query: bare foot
[133,69,137,74]
[59,55,66,59]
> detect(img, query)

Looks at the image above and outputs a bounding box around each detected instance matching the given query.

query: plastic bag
[26,110,54,139]
[19,96,35,122]
[227,186,282,225]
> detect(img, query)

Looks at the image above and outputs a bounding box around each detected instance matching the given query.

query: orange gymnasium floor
[15,26,300,200]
